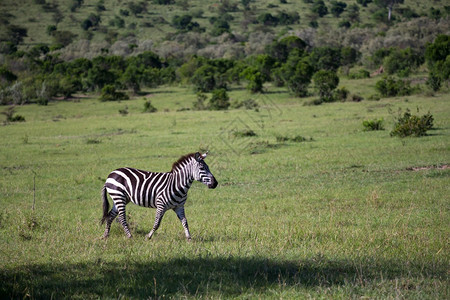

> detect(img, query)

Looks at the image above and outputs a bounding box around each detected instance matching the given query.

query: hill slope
[1,0,449,60]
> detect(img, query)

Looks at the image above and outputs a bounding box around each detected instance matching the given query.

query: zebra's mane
[171,153,196,172]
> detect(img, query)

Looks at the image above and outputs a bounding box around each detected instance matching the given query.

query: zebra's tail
[101,186,109,225]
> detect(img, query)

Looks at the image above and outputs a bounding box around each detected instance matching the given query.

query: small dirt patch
[406,164,449,171]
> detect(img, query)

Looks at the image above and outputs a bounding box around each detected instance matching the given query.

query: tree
[128,1,147,16]
[240,67,264,93]
[311,0,328,18]
[330,1,347,17]
[4,25,28,45]
[356,0,372,7]
[52,30,76,46]
[280,51,314,97]
[192,65,217,92]
[312,70,340,102]
[346,4,360,22]
[266,36,308,63]
[309,47,342,71]
[211,19,230,36]
[340,47,361,67]
[425,35,450,91]
[425,35,450,68]
[383,47,424,77]
[121,65,141,93]
[374,0,404,21]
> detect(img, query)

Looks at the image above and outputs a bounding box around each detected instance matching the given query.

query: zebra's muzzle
[208,177,218,189]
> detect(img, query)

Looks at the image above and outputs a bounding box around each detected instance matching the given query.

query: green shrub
[390,109,434,137]
[99,85,129,101]
[333,87,349,101]
[362,119,384,131]
[348,69,370,79]
[209,88,230,110]
[383,47,424,77]
[312,70,340,102]
[240,67,264,93]
[192,65,217,92]
[143,100,157,113]
[375,76,411,97]
[192,92,208,110]
[350,94,364,102]
[275,134,312,142]
[119,106,129,116]
[231,98,260,110]
[1,106,25,123]
[232,129,257,138]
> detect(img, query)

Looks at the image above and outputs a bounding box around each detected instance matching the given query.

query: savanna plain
[0,82,449,299]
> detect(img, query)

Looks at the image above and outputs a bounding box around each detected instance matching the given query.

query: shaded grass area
[1,255,447,299]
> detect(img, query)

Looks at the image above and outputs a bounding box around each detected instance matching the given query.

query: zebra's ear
[195,152,202,161]
[201,151,208,159]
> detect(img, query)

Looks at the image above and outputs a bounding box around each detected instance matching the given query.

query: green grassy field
[0,78,449,298]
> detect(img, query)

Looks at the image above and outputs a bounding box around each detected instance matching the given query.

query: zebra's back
[105,167,170,208]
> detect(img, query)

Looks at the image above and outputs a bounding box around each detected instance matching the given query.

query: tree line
[0,34,448,106]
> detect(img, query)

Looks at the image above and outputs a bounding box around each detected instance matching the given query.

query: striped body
[105,168,190,209]
[101,152,217,240]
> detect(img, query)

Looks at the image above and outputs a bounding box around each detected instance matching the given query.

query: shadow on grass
[0,256,445,298]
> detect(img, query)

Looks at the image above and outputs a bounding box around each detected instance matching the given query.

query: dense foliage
[0,1,449,105]
[391,109,434,137]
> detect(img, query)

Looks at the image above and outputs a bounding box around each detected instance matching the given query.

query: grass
[0,78,449,298]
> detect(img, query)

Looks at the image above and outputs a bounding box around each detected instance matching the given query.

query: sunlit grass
[0,83,449,298]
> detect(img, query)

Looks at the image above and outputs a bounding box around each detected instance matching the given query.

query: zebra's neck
[169,160,194,197]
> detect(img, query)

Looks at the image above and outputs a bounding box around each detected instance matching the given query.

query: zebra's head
[193,152,218,189]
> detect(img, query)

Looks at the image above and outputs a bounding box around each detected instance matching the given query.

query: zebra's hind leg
[116,202,132,238]
[174,206,191,241]
[102,203,118,239]
[146,207,166,240]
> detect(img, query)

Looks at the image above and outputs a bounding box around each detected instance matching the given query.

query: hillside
[1,0,449,60]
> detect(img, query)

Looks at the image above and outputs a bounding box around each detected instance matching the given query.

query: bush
[312,70,340,102]
[209,88,230,110]
[231,98,260,110]
[425,35,450,91]
[348,69,370,79]
[390,109,434,137]
[99,85,129,101]
[383,47,424,77]
[311,0,328,17]
[280,52,314,97]
[192,92,208,110]
[333,87,349,101]
[1,106,25,123]
[375,76,411,97]
[240,67,264,93]
[276,135,311,142]
[232,129,257,138]
[192,65,216,92]
[143,100,157,113]
[362,119,384,131]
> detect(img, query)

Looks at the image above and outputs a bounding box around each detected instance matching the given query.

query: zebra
[101,152,218,240]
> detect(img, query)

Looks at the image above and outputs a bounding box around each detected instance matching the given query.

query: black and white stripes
[101,152,218,240]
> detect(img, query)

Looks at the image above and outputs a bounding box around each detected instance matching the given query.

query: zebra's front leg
[174,206,191,241]
[146,207,166,240]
